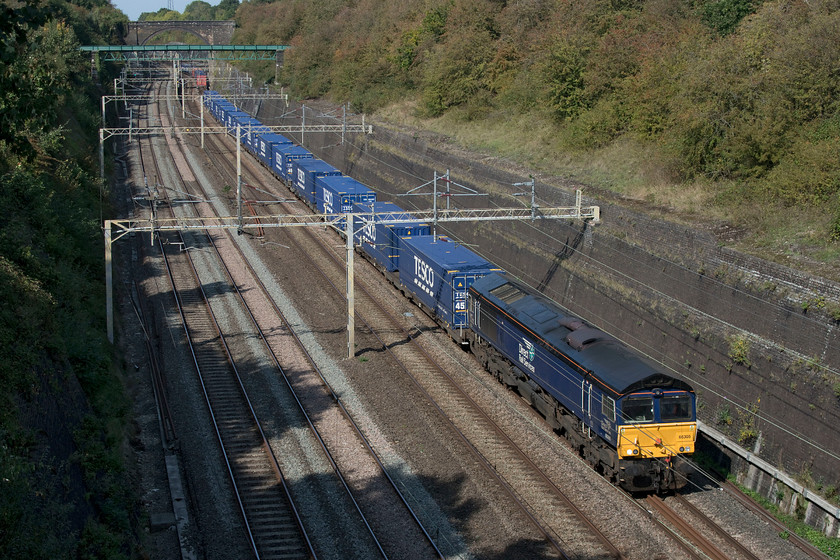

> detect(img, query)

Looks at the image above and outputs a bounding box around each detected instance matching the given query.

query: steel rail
[645,495,721,560]
[129,279,177,446]
[203,229,392,559]
[129,130,179,448]
[673,493,763,560]
[142,82,316,559]
[719,481,832,560]
[197,104,445,559]
[199,89,617,560]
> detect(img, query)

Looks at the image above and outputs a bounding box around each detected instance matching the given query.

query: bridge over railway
[124,20,235,46]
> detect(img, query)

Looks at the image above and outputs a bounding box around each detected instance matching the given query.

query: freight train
[202,90,697,492]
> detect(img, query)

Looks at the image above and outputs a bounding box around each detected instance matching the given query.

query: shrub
[542,40,589,122]
[728,334,752,368]
[717,404,732,426]
[700,0,758,36]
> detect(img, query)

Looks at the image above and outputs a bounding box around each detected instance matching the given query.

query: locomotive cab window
[601,395,615,422]
[622,396,654,423]
[659,394,693,421]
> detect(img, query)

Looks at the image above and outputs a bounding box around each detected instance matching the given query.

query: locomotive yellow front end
[618,422,696,458]
[617,422,696,492]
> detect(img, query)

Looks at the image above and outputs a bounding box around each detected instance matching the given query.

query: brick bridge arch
[125,21,235,46]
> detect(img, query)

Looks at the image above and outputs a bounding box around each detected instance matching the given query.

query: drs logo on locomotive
[518,339,536,373]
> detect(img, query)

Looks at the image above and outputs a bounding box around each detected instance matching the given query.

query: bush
[700,0,758,35]
[728,334,752,368]
[542,40,588,122]
[420,26,496,116]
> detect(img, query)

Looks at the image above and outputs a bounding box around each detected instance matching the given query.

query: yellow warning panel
[618,422,696,458]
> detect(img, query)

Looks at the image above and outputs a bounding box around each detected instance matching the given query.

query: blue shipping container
[246,124,271,154]
[255,133,292,168]
[352,201,430,272]
[292,159,341,206]
[203,91,220,112]
[225,110,250,133]
[398,236,502,329]
[231,116,261,143]
[315,175,376,214]
[218,104,236,124]
[214,101,235,121]
[273,145,312,181]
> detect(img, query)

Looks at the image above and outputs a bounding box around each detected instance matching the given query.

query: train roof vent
[558,316,585,331]
[565,327,604,351]
[531,309,557,323]
[489,282,527,304]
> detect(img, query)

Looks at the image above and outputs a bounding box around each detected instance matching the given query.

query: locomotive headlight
[679,447,684,452]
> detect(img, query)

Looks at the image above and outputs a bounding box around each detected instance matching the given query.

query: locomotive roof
[470,273,693,397]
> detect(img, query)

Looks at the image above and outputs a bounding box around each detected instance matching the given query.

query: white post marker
[346,213,354,358]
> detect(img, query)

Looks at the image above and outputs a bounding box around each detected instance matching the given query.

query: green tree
[216,0,239,19]
[394,3,450,73]
[700,0,758,35]
[185,1,215,20]
[542,40,588,121]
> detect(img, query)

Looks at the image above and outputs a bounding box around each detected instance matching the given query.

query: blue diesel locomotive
[468,272,696,491]
[203,90,697,492]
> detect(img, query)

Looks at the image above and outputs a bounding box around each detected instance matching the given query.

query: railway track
[142,79,447,558]
[161,227,315,560]
[129,279,177,447]
[644,493,761,560]
[190,97,625,559]
[135,85,316,559]
[197,93,820,560]
[124,74,828,560]
[291,216,623,560]
[639,476,830,560]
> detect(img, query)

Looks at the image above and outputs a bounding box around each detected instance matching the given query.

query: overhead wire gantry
[105,199,601,356]
[98,55,600,356]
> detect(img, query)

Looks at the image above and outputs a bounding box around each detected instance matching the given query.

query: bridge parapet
[125,20,235,45]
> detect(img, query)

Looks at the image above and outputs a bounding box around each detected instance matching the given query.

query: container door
[452,274,469,327]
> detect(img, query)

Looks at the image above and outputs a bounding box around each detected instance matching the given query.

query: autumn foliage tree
[231,0,840,242]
